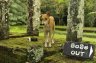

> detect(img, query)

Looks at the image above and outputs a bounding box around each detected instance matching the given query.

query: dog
[41,11,55,47]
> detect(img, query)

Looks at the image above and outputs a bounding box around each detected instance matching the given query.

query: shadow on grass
[9,33,28,38]
[39,49,58,63]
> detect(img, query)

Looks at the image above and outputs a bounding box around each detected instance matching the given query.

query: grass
[0,25,96,63]
[10,25,96,36]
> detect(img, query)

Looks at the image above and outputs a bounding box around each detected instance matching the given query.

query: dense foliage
[9,0,96,27]
[85,0,96,27]
[9,0,28,25]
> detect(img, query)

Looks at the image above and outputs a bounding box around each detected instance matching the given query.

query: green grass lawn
[0,25,96,63]
[10,25,96,42]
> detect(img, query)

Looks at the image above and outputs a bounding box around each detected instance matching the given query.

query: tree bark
[66,0,84,42]
[33,0,41,36]
[27,0,41,36]
[0,0,9,40]
[27,0,34,35]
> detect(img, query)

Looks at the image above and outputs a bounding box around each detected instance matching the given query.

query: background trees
[85,0,96,27]
[41,0,69,25]
[8,0,96,27]
[9,0,27,25]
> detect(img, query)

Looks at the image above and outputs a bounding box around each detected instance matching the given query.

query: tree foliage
[9,0,96,27]
[9,0,28,25]
[41,0,69,25]
[85,0,96,27]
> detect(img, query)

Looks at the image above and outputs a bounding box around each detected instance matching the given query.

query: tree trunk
[27,0,41,36]
[0,0,9,40]
[66,0,84,42]
[27,0,34,35]
[58,14,61,25]
[33,0,41,36]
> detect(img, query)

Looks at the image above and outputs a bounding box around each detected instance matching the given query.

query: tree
[0,0,9,40]
[85,0,96,27]
[55,0,69,25]
[66,0,84,42]
[32,0,41,36]
[41,0,69,25]
[27,0,41,36]
[27,0,34,35]
[9,0,27,25]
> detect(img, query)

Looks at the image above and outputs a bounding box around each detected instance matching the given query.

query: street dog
[41,12,55,47]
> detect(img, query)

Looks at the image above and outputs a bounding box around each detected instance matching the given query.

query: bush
[27,45,44,63]
[9,0,28,25]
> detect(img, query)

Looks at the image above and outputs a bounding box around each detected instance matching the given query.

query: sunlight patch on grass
[39,32,66,39]
[10,26,27,33]
[83,37,96,44]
